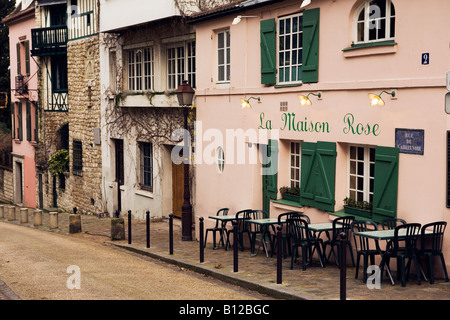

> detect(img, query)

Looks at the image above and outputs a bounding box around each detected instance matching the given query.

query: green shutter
[26,101,31,141]
[16,43,21,76]
[262,140,278,213]
[18,102,23,141]
[24,41,30,76]
[35,104,39,142]
[302,8,320,83]
[11,102,15,139]
[260,18,277,85]
[372,146,399,220]
[300,141,337,212]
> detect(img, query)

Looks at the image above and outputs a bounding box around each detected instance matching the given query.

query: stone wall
[0,167,13,203]
[67,35,103,215]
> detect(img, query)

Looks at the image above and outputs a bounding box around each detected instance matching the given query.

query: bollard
[8,206,15,221]
[199,217,204,263]
[49,212,59,229]
[233,220,238,273]
[169,213,174,255]
[128,210,132,244]
[340,232,347,301]
[276,225,283,284]
[33,210,42,226]
[15,207,20,221]
[20,208,28,224]
[146,211,150,248]
[111,217,125,240]
[0,205,4,219]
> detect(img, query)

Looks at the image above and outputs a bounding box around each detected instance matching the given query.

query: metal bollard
[146,211,150,248]
[128,210,132,244]
[340,232,347,301]
[233,220,238,273]
[199,217,204,263]
[169,213,174,255]
[276,225,283,284]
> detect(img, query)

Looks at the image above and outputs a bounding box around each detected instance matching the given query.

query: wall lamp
[300,0,311,9]
[241,97,260,109]
[232,15,259,25]
[298,92,321,106]
[368,90,396,106]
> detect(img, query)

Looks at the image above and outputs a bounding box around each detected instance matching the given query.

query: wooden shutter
[11,102,15,140]
[302,8,320,83]
[300,141,336,212]
[372,146,399,220]
[260,18,277,85]
[26,101,31,141]
[16,43,21,75]
[262,140,278,213]
[18,102,23,141]
[24,41,30,76]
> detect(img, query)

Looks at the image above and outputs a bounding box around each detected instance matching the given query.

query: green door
[262,140,278,214]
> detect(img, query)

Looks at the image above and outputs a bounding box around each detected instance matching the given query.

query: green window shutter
[300,142,317,207]
[24,41,30,76]
[18,102,23,141]
[11,102,15,140]
[26,101,31,141]
[372,146,399,220]
[16,43,21,76]
[260,18,277,85]
[300,141,337,212]
[35,104,39,142]
[302,8,320,83]
[262,139,278,213]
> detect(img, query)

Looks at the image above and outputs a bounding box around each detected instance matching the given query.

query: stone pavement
[1,207,449,300]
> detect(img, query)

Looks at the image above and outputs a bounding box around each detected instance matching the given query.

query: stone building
[32,0,101,214]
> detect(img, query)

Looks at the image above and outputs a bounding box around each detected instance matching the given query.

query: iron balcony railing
[31,26,68,56]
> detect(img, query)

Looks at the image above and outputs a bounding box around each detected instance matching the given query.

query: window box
[282,193,301,202]
[343,205,371,218]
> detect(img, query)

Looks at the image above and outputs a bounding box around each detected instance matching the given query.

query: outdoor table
[246,218,285,257]
[353,229,432,285]
[208,214,246,249]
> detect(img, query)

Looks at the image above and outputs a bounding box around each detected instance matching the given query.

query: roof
[1,1,36,25]
[188,0,283,23]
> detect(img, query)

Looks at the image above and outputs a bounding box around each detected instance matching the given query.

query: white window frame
[289,141,301,189]
[216,29,230,83]
[354,0,395,44]
[126,46,154,92]
[348,145,375,203]
[167,40,196,90]
[216,146,225,173]
[139,142,153,192]
[277,13,303,85]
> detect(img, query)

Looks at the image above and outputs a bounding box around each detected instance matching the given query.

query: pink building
[190,0,450,280]
[3,1,38,208]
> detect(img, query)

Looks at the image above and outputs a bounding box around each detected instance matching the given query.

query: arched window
[355,0,395,44]
[216,147,225,173]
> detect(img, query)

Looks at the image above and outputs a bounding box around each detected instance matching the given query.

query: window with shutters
[355,0,395,44]
[260,8,320,86]
[348,145,375,203]
[290,141,301,189]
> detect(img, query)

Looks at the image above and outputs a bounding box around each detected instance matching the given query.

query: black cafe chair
[204,208,229,249]
[381,218,407,230]
[351,220,383,283]
[416,221,449,284]
[225,209,252,251]
[247,210,269,254]
[288,216,325,271]
[270,211,309,259]
[322,216,355,267]
[380,223,422,287]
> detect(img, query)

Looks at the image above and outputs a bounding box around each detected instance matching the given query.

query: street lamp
[176,80,195,241]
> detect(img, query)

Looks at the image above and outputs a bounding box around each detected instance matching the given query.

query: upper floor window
[278,13,303,84]
[217,30,230,83]
[355,0,395,44]
[167,40,196,90]
[127,47,154,91]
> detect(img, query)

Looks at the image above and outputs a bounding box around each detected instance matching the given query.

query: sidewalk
[1,207,449,300]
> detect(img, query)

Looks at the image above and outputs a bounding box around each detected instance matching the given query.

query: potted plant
[279,186,301,202]
[343,197,372,218]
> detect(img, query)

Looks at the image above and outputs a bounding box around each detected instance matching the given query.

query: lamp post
[176,80,195,241]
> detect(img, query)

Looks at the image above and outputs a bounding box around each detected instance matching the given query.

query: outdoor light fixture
[368,90,396,106]
[240,97,260,109]
[298,92,321,106]
[232,15,259,25]
[300,0,311,9]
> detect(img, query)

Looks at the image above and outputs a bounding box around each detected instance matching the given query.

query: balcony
[15,76,28,96]
[31,26,68,56]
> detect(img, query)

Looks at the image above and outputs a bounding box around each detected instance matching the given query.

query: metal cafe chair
[225,209,252,251]
[322,216,356,267]
[288,216,325,271]
[247,210,269,255]
[204,208,229,249]
[380,223,422,287]
[351,220,383,283]
[416,221,449,284]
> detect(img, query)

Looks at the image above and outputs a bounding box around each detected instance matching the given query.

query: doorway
[14,161,23,205]
[172,161,184,219]
[114,139,124,213]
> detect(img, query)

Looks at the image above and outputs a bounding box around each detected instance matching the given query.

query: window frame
[216,29,230,84]
[289,141,301,189]
[73,140,83,175]
[166,40,196,90]
[126,46,154,92]
[348,145,375,204]
[277,12,304,85]
[354,0,395,45]
[216,146,225,173]
[139,142,153,192]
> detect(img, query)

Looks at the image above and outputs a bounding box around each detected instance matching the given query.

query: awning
[37,0,67,6]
